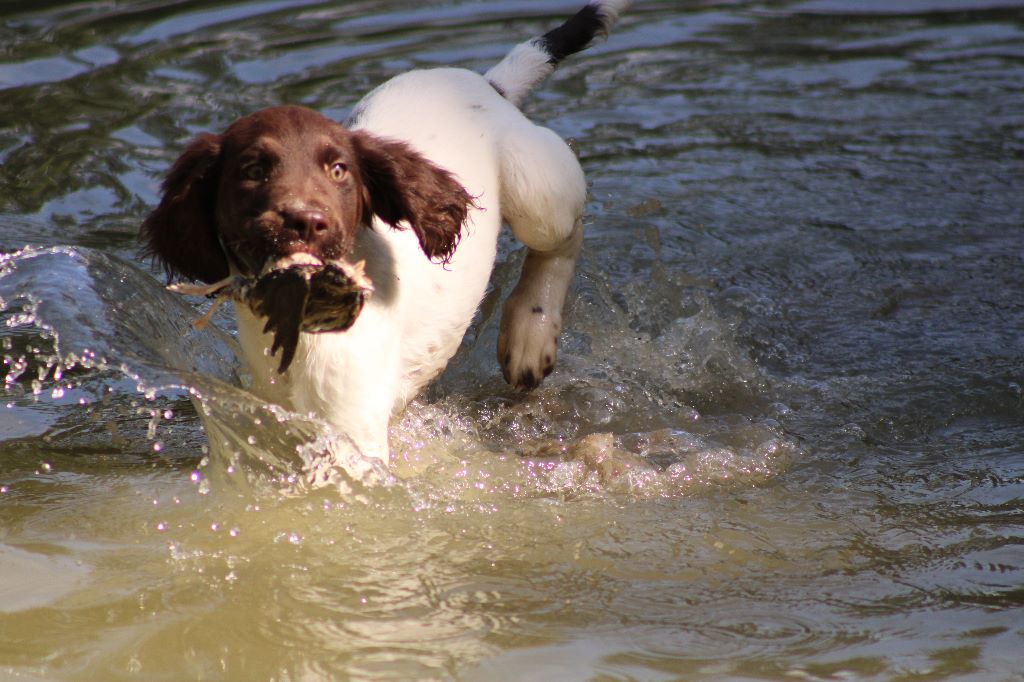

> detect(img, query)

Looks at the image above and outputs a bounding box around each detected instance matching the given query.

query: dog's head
[142,105,473,283]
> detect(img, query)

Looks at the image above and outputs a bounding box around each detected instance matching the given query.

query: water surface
[1,0,1023,680]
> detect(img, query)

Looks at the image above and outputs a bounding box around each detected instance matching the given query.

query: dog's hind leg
[484,0,631,390]
[497,123,587,390]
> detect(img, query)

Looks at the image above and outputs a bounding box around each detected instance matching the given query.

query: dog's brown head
[142,105,472,283]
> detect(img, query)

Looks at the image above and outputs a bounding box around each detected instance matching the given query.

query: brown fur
[141,105,473,283]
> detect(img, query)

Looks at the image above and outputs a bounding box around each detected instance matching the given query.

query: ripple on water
[1,0,1024,679]
[0,544,91,613]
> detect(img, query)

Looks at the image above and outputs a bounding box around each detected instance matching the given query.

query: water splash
[0,245,794,503]
[390,251,795,501]
[0,246,385,495]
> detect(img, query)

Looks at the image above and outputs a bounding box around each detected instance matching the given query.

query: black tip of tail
[537,4,606,65]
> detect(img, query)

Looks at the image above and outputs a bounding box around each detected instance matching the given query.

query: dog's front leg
[498,218,583,390]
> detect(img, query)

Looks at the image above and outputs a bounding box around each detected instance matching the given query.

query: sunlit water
[1,1,1023,680]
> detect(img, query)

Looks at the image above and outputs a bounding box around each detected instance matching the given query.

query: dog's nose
[281,206,330,241]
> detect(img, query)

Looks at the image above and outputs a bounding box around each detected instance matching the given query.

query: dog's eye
[241,163,267,183]
[328,161,348,182]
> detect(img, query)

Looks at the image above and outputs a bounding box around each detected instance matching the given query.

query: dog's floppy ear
[141,133,229,283]
[352,131,473,263]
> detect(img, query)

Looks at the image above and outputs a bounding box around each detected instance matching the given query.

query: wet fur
[142,1,630,463]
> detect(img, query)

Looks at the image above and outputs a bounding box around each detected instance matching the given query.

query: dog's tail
[484,0,632,107]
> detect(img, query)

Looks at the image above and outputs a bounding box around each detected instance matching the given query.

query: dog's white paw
[497,296,560,391]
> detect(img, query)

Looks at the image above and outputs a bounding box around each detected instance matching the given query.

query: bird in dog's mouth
[169,253,374,373]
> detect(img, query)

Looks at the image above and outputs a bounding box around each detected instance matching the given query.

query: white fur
[483,43,556,108]
[484,0,633,105]
[233,68,588,463]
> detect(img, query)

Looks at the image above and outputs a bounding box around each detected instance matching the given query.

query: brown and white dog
[142,1,631,465]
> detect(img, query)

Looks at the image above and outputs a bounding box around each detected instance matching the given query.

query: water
[1,0,1022,679]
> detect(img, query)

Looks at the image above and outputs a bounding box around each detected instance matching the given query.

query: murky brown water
[2,1,1023,680]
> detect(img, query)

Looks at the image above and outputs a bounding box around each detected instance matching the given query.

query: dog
[141,0,631,465]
